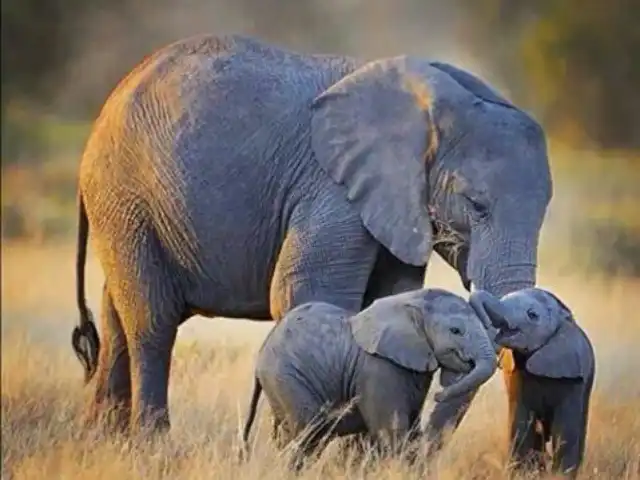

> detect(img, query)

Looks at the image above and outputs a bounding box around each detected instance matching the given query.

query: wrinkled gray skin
[241,289,497,469]
[470,288,595,478]
[72,34,552,436]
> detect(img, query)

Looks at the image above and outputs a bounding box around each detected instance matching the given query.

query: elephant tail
[240,376,263,459]
[71,192,100,384]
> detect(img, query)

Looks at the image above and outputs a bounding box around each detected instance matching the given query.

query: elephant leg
[337,432,372,466]
[423,366,479,456]
[363,246,425,308]
[269,212,378,320]
[423,390,476,455]
[127,322,178,434]
[272,415,291,451]
[367,415,415,461]
[109,238,184,435]
[86,283,131,433]
[550,394,587,478]
[507,403,546,475]
[283,410,334,473]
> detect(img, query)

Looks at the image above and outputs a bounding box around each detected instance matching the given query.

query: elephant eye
[449,327,463,335]
[526,308,539,321]
[464,195,489,219]
[472,200,488,216]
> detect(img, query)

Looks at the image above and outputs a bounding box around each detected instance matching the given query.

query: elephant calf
[470,288,595,478]
[241,288,497,468]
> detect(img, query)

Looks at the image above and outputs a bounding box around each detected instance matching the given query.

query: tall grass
[2,241,639,479]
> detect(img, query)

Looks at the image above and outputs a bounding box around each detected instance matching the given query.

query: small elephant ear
[348,299,438,373]
[525,322,593,380]
[310,56,435,267]
[429,61,513,108]
[536,288,575,323]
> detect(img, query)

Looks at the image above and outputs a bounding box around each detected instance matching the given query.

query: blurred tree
[1,0,90,111]
[2,0,639,151]
[456,0,640,151]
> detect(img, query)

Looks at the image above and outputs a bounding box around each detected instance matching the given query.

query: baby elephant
[241,288,498,468]
[470,288,595,478]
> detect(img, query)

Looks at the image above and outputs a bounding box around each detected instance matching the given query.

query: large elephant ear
[310,56,435,267]
[348,298,438,373]
[525,322,593,379]
[429,61,513,108]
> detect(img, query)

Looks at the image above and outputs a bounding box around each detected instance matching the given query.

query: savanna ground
[2,131,640,478]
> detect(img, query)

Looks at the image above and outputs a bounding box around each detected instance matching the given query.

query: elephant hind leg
[86,283,131,433]
[272,415,291,451]
[276,392,336,471]
[108,232,185,435]
[288,420,334,473]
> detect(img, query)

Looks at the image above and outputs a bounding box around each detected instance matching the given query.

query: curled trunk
[469,290,503,353]
[470,290,511,329]
[436,314,498,401]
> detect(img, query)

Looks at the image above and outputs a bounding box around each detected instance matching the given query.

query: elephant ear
[310,56,434,267]
[525,321,593,380]
[535,288,575,323]
[429,61,513,108]
[348,298,438,373]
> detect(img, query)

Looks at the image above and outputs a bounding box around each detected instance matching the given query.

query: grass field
[2,240,639,479]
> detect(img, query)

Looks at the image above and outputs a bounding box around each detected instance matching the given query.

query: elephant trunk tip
[434,357,496,403]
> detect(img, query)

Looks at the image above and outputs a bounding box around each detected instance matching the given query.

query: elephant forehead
[501,291,537,310]
[530,288,565,310]
[425,294,471,316]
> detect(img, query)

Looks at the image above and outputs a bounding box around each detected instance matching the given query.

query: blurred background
[1,4,639,477]
[1,0,639,276]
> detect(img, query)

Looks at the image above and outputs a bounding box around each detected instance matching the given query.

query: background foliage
[1,5,639,478]
[1,0,639,276]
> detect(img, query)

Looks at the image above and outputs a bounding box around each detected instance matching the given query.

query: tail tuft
[71,309,100,383]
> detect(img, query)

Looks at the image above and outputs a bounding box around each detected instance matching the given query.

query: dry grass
[2,241,640,479]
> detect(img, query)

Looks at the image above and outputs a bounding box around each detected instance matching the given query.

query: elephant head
[348,288,498,402]
[469,288,592,379]
[311,56,552,297]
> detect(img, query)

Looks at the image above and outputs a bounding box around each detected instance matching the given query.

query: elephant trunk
[436,316,498,402]
[468,226,539,298]
[475,262,536,298]
[469,291,502,353]
[470,290,512,330]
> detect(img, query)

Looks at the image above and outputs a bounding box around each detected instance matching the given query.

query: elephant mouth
[495,326,519,343]
[450,351,474,373]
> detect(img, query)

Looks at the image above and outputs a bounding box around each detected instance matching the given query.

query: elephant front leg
[362,246,426,308]
[366,414,417,462]
[550,397,588,478]
[269,217,378,319]
[423,369,477,456]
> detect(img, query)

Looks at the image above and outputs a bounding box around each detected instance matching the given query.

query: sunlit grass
[2,240,639,479]
[1,123,639,477]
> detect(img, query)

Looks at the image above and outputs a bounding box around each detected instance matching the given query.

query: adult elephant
[72,34,552,439]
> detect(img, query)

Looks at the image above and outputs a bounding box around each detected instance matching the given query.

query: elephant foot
[507,452,547,479]
[130,406,171,439]
[333,434,371,468]
[83,398,131,437]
